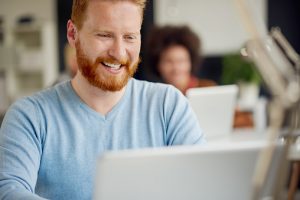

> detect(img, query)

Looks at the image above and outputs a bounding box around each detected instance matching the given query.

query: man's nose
[108,38,127,61]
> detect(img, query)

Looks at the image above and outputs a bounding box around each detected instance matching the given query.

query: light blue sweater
[0,79,205,200]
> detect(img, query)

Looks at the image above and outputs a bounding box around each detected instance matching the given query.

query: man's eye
[124,35,136,41]
[97,34,110,38]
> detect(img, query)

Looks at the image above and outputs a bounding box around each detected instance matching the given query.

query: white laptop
[186,85,238,140]
[93,141,277,200]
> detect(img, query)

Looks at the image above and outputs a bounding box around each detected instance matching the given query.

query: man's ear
[67,20,78,48]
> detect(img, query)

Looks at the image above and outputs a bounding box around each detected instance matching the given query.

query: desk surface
[208,128,267,144]
[209,128,300,160]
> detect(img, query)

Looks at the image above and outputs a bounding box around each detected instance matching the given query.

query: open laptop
[93,141,277,200]
[186,85,238,140]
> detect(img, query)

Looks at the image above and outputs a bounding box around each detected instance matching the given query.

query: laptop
[186,85,238,140]
[93,141,276,200]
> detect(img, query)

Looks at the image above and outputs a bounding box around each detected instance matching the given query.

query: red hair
[71,0,147,30]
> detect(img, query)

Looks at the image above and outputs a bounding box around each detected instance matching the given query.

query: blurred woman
[146,25,215,94]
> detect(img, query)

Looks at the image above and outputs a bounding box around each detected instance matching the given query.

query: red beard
[75,40,138,91]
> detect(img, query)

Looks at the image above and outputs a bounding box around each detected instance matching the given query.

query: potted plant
[221,53,262,109]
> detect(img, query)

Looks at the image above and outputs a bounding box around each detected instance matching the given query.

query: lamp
[234,0,300,199]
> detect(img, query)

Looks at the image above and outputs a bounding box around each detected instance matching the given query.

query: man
[0,0,205,199]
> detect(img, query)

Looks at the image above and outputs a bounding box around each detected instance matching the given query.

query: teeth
[103,62,121,69]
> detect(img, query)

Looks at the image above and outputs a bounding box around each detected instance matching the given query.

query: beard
[75,40,139,92]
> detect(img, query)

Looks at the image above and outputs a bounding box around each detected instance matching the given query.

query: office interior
[0,0,300,199]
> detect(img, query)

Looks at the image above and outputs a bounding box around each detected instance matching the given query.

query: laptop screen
[93,141,269,200]
[186,85,238,140]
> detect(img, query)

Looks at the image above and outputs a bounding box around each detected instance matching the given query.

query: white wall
[155,0,267,55]
[0,0,55,21]
[0,0,57,46]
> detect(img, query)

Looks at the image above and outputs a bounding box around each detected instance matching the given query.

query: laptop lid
[186,85,238,140]
[93,141,269,200]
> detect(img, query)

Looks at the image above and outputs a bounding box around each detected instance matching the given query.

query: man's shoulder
[130,78,179,94]
[129,78,186,106]
[11,81,70,111]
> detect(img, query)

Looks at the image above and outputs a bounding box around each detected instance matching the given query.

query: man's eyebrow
[92,29,139,34]
[92,29,111,33]
[125,31,140,35]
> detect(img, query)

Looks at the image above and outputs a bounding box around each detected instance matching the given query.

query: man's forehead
[87,0,141,8]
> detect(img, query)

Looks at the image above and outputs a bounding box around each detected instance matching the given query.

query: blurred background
[0,0,299,124]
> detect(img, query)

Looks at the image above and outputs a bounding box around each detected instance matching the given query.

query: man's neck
[71,73,127,115]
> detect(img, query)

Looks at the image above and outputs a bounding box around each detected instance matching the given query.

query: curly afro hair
[146,25,202,77]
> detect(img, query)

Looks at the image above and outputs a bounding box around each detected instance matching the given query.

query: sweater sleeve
[0,98,46,200]
[163,86,206,145]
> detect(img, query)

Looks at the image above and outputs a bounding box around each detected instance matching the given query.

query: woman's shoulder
[185,76,217,94]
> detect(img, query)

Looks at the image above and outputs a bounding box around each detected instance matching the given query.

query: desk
[208,128,267,144]
[209,128,300,200]
[209,128,300,160]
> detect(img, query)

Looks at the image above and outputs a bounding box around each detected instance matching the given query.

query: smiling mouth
[102,61,122,69]
[101,61,125,74]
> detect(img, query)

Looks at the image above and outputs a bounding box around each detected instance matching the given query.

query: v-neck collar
[66,79,132,122]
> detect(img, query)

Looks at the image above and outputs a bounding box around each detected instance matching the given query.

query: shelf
[14,27,41,48]
[0,0,58,111]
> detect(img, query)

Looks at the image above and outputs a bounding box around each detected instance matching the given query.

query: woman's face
[158,45,192,90]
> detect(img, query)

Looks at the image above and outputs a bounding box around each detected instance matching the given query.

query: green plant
[221,53,261,85]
